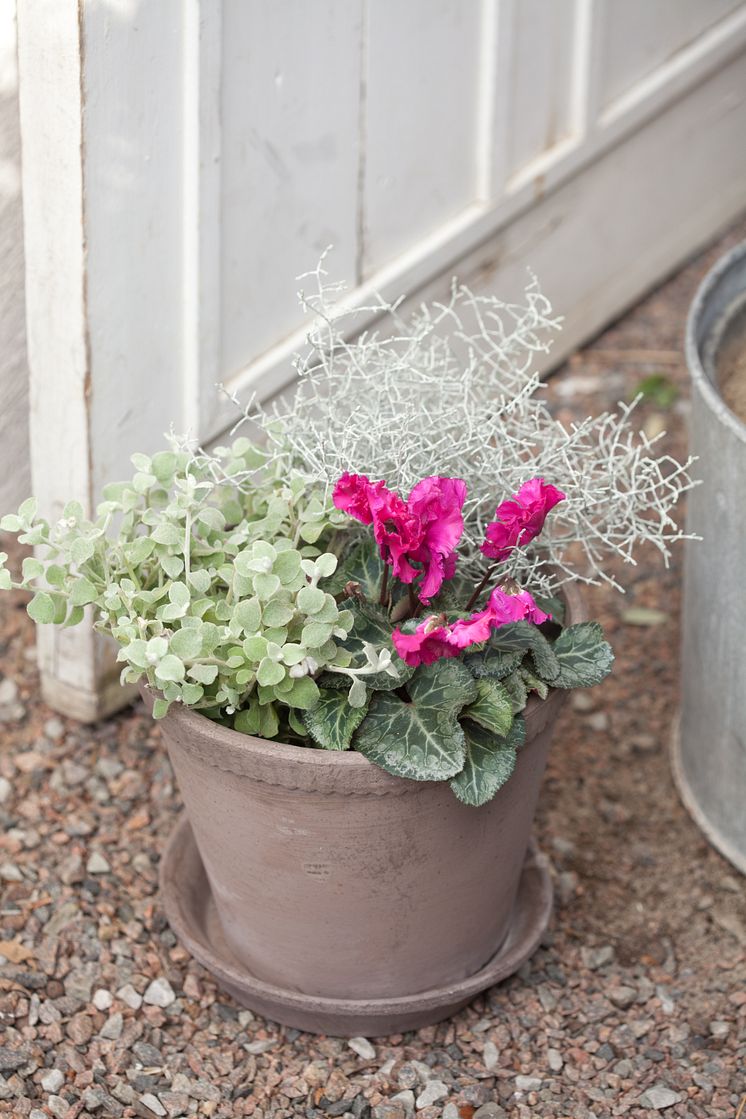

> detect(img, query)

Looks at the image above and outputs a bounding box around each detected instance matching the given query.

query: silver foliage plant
[254,255,696,597]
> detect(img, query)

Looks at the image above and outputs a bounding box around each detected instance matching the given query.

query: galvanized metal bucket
[674,241,746,874]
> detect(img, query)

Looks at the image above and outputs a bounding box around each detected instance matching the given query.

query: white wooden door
[15,0,746,718]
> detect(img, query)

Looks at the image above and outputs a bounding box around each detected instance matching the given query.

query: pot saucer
[160,814,553,1037]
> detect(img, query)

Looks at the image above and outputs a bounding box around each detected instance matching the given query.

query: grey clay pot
[154,581,584,1030]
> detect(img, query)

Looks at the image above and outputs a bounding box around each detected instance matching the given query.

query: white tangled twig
[224,255,697,596]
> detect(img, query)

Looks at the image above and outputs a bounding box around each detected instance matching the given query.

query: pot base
[160,813,554,1037]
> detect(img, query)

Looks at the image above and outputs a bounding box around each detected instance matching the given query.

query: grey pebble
[244,1038,276,1055]
[515,1075,542,1092]
[547,1048,563,1071]
[0,776,10,803]
[0,1045,30,1072]
[482,1039,499,1071]
[415,1079,448,1108]
[141,1093,167,1117]
[556,870,579,906]
[159,1091,189,1117]
[40,1068,65,1093]
[143,976,176,1007]
[580,944,615,970]
[396,1063,419,1090]
[608,985,637,1008]
[188,1079,220,1102]
[65,966,96,1002]
[99,1012,124,1040]
[86,850,111,875]
[0,677,18,704]
[348,1036,376,1060]
[44,717,65,739]
[93,987,113,1010]
[391,1089,415,1118]
[373,1104,406,1119]
[133,1041,163,1067]
[474,1106,508,1119]
[47,1096,71,1119]
[639,1085,681,1109]
[116,982,143,1009]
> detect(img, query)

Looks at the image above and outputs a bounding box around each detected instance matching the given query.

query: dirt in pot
[715,296,746,424]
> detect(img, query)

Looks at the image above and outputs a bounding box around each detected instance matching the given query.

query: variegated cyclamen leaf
[551,622,614,688]
[303,687,370,750]
[326,598,413,691]
[503,668,529,714]
[464,646,524,681]
[490,620,559,681]
[324,536,386,602]
[462,678,513,737]
[520,665,549,700]
[450,716,526,807]
[354,660,476,781]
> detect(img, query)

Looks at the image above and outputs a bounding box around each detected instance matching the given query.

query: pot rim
[686,238,746,446]
[150,580,586,791]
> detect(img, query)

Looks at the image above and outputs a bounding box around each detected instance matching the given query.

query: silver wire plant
[254,253,696,598]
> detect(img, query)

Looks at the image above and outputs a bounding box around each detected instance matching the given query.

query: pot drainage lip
[160,813,553,1035]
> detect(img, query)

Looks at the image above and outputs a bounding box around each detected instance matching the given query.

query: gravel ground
[2,221,746,1119]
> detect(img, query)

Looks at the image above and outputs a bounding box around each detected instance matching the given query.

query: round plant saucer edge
[159,813,554,1037]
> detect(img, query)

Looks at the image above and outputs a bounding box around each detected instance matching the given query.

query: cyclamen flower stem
[465,563,499,612]
[379,564,389,607]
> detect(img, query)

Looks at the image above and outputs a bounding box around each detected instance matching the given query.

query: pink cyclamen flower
[482,478,565,562]
[406,476,467,603]
[392,585,550,667]
[332,472,467,603]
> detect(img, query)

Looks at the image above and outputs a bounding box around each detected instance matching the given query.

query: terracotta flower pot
[154,582,584,1035]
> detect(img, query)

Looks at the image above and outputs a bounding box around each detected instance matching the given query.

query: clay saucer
[160,814,553,1037]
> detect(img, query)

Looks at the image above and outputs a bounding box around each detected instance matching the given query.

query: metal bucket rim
[685,239,746,446]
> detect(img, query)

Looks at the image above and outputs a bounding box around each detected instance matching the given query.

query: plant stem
[379,564,389,607]
[465,564,497,612]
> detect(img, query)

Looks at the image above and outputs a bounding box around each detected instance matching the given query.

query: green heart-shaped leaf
[502,668,528,713]
[490,620,559,681]
[551,622,614,687]
[520,665,549,700]
[324,536,385,601]
[304,687,370,750]
[462,678,513,737]
[354,660,476,781]
[465,646,523,681]
[450,716,526,806]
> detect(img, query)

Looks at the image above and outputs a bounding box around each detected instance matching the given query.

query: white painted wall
[0,0,29,513]
[12,0,746,717]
